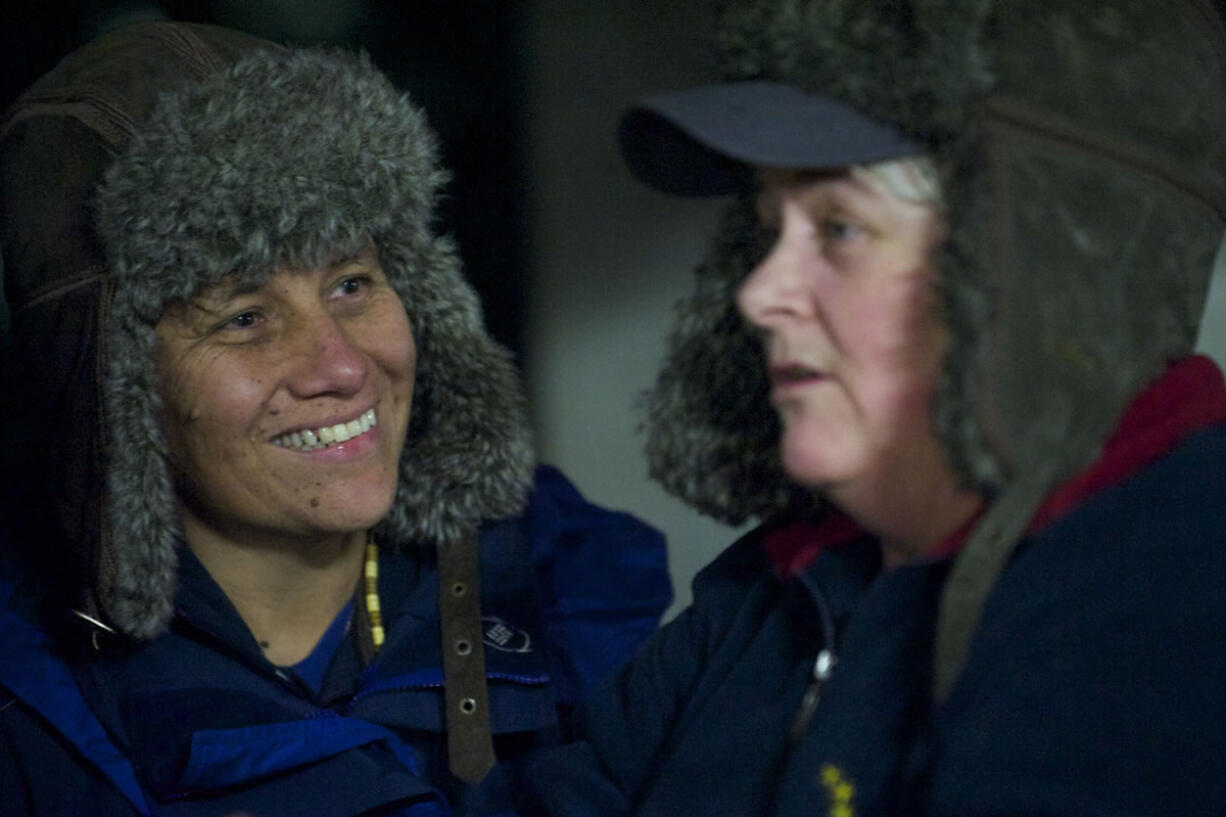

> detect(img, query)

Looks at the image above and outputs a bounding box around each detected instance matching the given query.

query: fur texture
[642,0,1226,523]
[94,48,534,638]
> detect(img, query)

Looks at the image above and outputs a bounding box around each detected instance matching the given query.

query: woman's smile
[271,407,379,452]
[156,246,416,545]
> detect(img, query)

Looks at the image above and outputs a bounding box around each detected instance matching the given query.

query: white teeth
[272,408,377,451]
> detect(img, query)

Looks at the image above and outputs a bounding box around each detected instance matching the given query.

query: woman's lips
[770,364,827,388]
[271,407,377,451]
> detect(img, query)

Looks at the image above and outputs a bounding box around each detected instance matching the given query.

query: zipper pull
[789,648,836,741]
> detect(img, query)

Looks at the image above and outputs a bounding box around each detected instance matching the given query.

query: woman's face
[737,167,955,526]
[156,245,415,548]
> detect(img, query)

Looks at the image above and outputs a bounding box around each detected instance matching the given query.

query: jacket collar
[1025,354,1226,532]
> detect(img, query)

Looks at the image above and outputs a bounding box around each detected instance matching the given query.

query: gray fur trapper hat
[625,0,1226,696]
[0,22,534,640]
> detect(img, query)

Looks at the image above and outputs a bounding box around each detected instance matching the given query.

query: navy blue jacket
[521,427,1226,817]
[0,466,671,817]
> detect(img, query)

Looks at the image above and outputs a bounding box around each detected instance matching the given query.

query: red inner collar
[766,355,1226,575]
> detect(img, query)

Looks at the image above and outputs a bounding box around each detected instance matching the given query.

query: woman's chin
[282,482,398,540]
[307,500,395,537]
[779,434,859,492]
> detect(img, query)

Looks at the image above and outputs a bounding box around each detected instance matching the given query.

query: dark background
[1,0,531,359]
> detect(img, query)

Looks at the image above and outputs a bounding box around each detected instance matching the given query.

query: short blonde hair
[851,156,942,205]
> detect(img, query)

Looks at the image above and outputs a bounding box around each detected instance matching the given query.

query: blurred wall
[522,0,744,619]
[1198,239,1226,365]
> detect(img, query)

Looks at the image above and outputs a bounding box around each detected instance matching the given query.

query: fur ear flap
[642,193,822,524]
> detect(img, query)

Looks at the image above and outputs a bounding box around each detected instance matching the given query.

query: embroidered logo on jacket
[481,616,532,653]
[819,763,856,817]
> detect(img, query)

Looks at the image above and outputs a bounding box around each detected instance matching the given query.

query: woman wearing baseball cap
[523,1,1226,814]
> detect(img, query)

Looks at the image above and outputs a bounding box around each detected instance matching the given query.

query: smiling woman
[0,21,671,817]
[154,248,418,665]
[157,250,415,548]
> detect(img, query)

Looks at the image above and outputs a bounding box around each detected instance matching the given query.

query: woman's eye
[820,218,865,243]
[224,309,261,330]
[334,276,369,297]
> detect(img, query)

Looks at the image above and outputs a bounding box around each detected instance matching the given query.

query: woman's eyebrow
[188,279,262,312]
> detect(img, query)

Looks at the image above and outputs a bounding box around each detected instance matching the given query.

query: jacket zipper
[788,579,839,741]
[788,648,836,741]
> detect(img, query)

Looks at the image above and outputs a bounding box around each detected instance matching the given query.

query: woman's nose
[736,228,809,327]
[284,312,368,399]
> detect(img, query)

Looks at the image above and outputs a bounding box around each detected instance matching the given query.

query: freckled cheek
[377,329,417,407]
[179,373,278,446]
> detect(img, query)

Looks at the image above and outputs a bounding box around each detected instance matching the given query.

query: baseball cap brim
[619,80,925,196]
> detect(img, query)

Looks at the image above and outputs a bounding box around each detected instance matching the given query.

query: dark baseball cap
[618,80,924,196]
